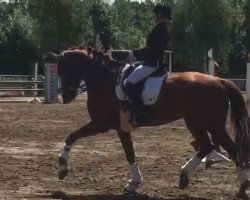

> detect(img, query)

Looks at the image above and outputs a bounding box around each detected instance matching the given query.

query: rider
[123,4,171,116]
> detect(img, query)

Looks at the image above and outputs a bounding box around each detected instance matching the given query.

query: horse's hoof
[58,168,69,180]
[237,181,250,199]
[179,171,189,189]
[123,190,138,196]
[236,192,248,200]
[58,157,68,180]
[123,180,140,194]
[205,160,213,169]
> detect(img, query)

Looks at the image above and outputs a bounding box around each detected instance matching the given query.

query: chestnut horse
[50,48,250,197]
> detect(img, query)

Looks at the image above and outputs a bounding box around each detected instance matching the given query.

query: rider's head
[153,4,172,23]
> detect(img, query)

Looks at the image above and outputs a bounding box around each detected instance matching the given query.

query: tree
[70,0,94,46]
[27,0,94,54]
[0,1,39,74]
[0,2,9,43]
[171,0,232,72]
[0,0,249,76]
[243,0,250,53]
[28,0,72,53]
[90,1,112,51]
[110,0,150,49]
[226,0,246,76]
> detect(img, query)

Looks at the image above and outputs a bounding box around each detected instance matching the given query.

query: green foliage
[171,0,232,72]
[226,0,246,75]
[0,3,9,43]
[68,0,94,46]
[109,0,154,49]
[28,0,73,53]
[0,1,39,74]
[244,0,250,52]
[0,0,249,76]
[90,1,112,51]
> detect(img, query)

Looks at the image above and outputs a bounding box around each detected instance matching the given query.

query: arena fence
[0,63,44,102]
[0,63,59,103]
[0,51,249,104]
[207,49,249,94]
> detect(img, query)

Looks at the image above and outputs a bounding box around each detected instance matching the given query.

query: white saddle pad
[115,68,165,105]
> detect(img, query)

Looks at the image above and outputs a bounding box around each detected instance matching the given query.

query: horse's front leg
[117,130,143,194]
[58,121,105,180]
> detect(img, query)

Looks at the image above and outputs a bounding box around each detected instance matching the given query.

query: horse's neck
[83,65,115,94]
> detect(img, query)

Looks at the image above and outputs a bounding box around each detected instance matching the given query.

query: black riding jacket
[133,21,169,70]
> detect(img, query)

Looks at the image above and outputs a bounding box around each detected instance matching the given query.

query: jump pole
[44,63,58,104]
[208,49,215,76]
[28,63,41,103]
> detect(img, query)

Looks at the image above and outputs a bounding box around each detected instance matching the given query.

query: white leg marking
[129,163,143,184]
[202,154,211,163]
[61,144,72,162]
[202,150,231,163]
[237,167,249,184]
[210,150,231,162]
[58,165,67,173]
[124,163,143,193]
[182,154,202,176]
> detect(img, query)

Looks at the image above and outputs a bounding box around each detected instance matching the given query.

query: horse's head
[48,47,124,104]
[49,48,92,104]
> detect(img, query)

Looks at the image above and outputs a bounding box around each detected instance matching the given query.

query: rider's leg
[123,64,157,114]
[124,64,157,84]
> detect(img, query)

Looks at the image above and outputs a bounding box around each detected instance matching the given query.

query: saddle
[116,64,166,119]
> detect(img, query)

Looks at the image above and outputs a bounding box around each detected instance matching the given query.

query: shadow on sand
[25,190,211,200]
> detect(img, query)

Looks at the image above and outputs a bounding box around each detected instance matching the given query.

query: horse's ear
[46,52,59,63]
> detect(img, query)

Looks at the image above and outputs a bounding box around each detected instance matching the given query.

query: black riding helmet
[153,4,172,20]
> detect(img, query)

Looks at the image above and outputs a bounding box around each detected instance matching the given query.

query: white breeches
[124,64,158,84]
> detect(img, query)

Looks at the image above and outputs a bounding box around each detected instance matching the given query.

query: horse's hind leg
[179,118,214,189]
[190,133,222,168]
[58,122,106,180]
[211,127,249,198]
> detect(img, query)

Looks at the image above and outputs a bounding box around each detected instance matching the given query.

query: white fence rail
[0,63,44,102]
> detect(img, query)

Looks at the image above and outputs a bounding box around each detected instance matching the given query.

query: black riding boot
[122,82,134,111]
[123,82,149,120]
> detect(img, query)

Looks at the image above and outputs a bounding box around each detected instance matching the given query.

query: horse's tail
[222,79,250,167]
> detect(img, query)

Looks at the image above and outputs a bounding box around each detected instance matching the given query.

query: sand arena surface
[0,94,245,199]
